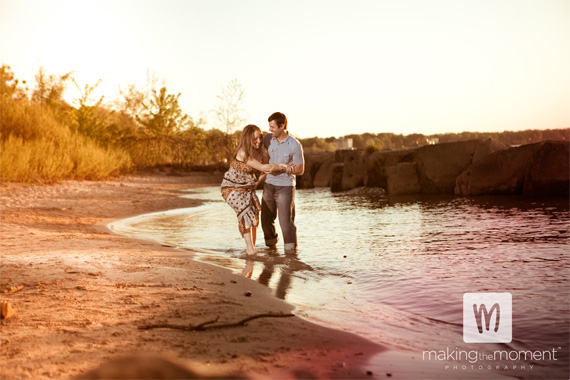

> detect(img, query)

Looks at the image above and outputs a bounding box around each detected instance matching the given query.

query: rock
[335,149,354,163]
[385,163,421,195]
[328,138,567,197]
[75,355,238,379]
[313,155,336,187]
[523,140,569,196]
[330,163,344,193]
[341,150,366,191]
[472,138,509,163]
[455,142,542,195]
[452,138,509,196]
[365,149,416,189]
[1,302,15,319]
[416,140,481,193]
[297,152,334,189]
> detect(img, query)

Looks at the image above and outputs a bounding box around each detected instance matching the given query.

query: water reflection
[241,259,254,278]
[239,250,311,300]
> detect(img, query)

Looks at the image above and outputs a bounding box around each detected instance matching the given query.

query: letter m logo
[463,293,512,343]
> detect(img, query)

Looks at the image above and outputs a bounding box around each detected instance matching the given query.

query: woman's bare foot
[245,247,256,256]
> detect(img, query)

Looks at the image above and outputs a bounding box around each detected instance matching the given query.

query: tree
[72,78,106,139]
[32,66,74,108]
[119,74,189,138]
[403,133,426,148]
[139,87,189,138]
[212,79,246,160]
[0,65,27,100]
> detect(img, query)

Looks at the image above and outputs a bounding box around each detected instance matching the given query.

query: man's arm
[286,163,304,176]
[290,141,305,176]
[268,163,302,176]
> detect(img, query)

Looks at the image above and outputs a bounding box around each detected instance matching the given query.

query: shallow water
[109,187,569,379]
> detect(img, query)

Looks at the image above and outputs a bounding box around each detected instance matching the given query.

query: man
[261,112,305,254]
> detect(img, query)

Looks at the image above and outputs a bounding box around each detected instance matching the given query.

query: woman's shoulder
[235,149,247,162]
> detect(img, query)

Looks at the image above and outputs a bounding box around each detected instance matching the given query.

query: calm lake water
[109,186,569,379]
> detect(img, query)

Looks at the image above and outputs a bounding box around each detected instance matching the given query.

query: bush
[0,134,131,183]
[0,96,70,142]
[1,81,131,183]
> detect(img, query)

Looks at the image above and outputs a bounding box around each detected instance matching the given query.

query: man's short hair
[268,112,287,129]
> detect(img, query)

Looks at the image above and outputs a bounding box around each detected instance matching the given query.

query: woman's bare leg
[243,228,256,255]
[251,226,257,248]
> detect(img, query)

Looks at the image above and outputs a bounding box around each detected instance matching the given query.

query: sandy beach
[0,172,385,379]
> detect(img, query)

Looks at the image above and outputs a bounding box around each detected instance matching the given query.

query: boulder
[1,302,15,319]
[455,142,542,195]
[386,163,421,195]
[297,152,334,189]
[330,163,344,193]
[365,149,416,188]
[341,150,366,191]
[335,149,354,163]
[416,139,481,193]
[472,138,509,163]
[523,140,569,196]
[313,155,336,187]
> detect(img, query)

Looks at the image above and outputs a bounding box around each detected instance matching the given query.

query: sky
[1,0,569,138]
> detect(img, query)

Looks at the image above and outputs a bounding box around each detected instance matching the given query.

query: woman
[221,124,282,255]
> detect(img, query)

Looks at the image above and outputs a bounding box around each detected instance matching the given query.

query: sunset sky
[1,0,568,138]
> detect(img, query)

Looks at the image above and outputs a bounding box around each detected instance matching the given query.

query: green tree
[72,79,107,140]
[139,87,189,138]
[119,75,189,139]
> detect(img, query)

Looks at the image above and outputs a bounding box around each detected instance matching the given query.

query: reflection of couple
[221,112,305,255]
[242,255,293,300]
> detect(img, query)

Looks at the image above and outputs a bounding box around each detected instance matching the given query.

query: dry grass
[1,97,131,184]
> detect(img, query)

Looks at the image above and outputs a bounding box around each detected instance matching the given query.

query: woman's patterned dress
[221,159,261,235]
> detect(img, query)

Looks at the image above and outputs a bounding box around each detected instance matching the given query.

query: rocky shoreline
[298,139,569,197]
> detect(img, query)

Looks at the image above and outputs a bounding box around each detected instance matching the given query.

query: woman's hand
[265,163,287,175]
[255,173,267,189]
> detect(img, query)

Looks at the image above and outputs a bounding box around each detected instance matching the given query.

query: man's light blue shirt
[266,133,304,187]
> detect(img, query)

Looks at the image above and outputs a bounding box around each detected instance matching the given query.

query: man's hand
[266,164,286,175]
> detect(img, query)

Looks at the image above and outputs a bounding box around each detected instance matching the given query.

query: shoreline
[0,173,385,379]
[101,181,521,380]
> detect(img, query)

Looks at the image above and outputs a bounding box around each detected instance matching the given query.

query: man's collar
[273,132,290,143]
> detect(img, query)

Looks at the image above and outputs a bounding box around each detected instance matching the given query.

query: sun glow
[1,0,568,137]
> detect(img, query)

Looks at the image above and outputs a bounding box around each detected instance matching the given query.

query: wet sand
[0,172,385,379]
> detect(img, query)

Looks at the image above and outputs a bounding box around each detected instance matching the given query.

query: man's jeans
[261,183,297,251]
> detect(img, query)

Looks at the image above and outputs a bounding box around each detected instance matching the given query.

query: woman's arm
[247,157,278,173]
[236,149,275,172]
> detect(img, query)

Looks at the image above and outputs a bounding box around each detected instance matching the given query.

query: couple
[221,112,305,256]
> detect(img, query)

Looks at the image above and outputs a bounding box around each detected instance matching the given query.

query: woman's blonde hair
[234,124,267,163]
